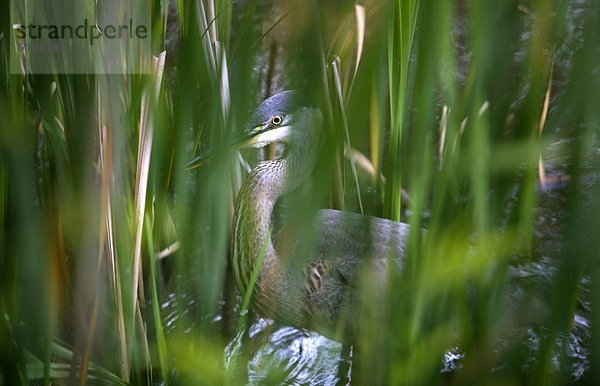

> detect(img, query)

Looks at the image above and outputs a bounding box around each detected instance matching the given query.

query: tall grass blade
[332,58,363,214]
[145,214,168,385]
[385,0,419,221]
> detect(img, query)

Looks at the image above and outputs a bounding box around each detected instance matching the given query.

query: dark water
[163,290,348,385]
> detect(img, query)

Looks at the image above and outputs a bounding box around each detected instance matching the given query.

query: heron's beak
[186,149,210,169]
[236,125,291,149]
[187,124,288,169]
[187,125,264,170]
[232,124,267,149]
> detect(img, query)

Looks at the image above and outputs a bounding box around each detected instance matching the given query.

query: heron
[232,90,411,341]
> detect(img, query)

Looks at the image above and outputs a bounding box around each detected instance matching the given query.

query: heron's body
[231,91,410,339]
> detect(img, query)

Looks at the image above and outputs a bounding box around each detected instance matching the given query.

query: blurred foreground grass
[1,0,599,385]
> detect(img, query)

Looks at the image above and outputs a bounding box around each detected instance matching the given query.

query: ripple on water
[244,320,345,386]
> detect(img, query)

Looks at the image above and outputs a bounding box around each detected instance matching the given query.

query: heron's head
[237,90,322,150]
[187,91,322,169]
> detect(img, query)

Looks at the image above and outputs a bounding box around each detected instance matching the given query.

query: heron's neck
[232,107,322,293]
[232,140,317,292]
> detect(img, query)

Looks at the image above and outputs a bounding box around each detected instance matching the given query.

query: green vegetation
[1,0,599,384]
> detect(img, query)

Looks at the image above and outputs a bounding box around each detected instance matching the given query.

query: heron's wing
[284,209,411,333]
[313,209,410,284]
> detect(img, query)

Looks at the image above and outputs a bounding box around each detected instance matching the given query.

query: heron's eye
[270,115,283,125]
